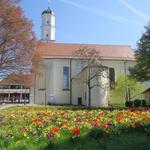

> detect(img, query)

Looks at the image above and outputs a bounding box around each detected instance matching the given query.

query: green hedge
[125,99,147,107]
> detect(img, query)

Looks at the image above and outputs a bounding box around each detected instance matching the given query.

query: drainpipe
[33,73,36,104]
[45,67,47,106]
[70,59,72,105]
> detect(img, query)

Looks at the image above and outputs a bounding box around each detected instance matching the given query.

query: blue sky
[19,0,150,48]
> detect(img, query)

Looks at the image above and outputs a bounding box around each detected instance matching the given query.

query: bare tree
[73,47,109,107]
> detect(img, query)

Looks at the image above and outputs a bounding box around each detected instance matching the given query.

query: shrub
[125,101,133,107]
[141,100,147,107]
[133,99,141,107]
[126,99,147,107]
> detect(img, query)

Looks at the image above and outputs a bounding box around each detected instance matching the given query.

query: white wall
[46,59,70,104]
[102,60,135,79]
[90,68,109,107]
[34,58,136,106]
[41,13,56,41]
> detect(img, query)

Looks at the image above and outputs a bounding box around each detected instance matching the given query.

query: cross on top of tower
[48,0,51,8]
[42,0,54,15]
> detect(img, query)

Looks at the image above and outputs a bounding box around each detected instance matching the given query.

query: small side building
[143,88,150,105]
[0,75,33,104]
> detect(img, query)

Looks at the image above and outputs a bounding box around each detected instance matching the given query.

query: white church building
[31,7,136,107]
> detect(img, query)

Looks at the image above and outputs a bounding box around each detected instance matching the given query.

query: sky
[19,0,150,48]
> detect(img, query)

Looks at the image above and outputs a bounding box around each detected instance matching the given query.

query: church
[32,7,135,107]
[0,7,136,107]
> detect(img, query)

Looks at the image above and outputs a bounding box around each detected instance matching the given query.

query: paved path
[0,104,25,109]
[0,104,46,109]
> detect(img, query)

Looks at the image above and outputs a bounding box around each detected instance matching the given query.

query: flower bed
[0,106,150,149]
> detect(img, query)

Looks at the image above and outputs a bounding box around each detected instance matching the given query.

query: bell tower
[41,5,56,41]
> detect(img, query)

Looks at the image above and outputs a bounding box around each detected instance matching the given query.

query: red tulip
[102,123,111,129]
[52,126,60,133]
[71,127,80,136]
[76,118,82,122]
[143,115,150,120]
[135,122,141,128]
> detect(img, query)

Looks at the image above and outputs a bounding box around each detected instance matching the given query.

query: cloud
[60,0,142,27]
[119,0,149,21]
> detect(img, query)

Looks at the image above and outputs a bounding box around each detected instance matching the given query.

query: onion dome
[42,7,53,15]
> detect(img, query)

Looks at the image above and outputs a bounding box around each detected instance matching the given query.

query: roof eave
[42,56,135,61]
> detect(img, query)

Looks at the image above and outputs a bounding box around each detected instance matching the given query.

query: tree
[31,42,44,74]
[73,47,109,107]
[130,23,150,81]
[110,75,144,105]
[0,0,36,79]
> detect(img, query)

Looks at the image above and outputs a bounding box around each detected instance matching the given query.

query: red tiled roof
[37,42,135,60]
[0,74,33,86]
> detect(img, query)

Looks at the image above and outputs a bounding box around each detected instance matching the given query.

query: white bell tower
[41,5,56,41]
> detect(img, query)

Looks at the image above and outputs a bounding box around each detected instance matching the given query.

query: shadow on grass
[43,126,150,150]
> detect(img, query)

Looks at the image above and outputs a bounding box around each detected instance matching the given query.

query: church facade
[31,7,136,107]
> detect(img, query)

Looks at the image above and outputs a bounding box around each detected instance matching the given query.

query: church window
[63,67,69,90]
[46,34,49,37]
[109,68,115,89]
[47,20,50,24]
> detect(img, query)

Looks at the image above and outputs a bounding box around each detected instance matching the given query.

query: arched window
[63,67,70,90]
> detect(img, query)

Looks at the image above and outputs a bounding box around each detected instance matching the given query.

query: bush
[125,101,133,107]
[132,99,147,107]
[133,99,141,107]
[110,99,147,108]
[141,100,147,107]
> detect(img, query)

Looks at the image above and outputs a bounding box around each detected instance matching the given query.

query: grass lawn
[0,106,150,150]
[45,132,150,150]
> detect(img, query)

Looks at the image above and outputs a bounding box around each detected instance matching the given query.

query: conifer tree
[130,24,150,81]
